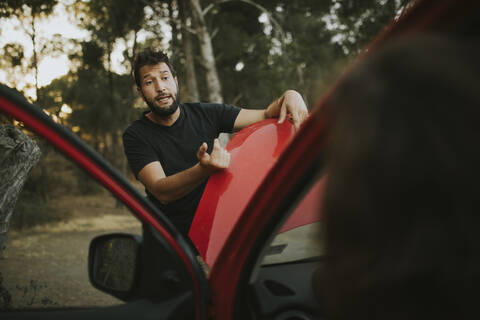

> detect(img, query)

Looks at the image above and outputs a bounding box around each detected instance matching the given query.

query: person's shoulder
[123,116,147,138]
[180,102,198,111]
[186,102,236,115]
[182,102,216,117]
[183,102,225,109]
[182,102,240,121]
[199,102,226,108]
[182,102,216,111]
[123,119,142,132]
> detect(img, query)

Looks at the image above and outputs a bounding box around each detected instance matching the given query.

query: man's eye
[145,80,152,85]
[162,77,169,80]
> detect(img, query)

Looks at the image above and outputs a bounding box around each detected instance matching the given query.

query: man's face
[138,62,179,117]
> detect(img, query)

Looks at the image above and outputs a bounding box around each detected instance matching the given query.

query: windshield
[261,176,325,266]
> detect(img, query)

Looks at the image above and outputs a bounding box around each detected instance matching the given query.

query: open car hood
[190,118,322,267]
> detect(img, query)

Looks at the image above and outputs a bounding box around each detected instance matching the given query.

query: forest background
[0,0,409,228]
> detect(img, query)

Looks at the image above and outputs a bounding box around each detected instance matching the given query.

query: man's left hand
[266,90,308,130]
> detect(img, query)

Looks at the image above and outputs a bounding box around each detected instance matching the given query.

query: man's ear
[136,86,143,97]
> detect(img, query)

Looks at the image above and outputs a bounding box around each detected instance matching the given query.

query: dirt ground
[0,193,142,311]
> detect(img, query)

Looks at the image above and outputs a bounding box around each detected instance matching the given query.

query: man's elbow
[153,192,175,205]
[145,178,176,205]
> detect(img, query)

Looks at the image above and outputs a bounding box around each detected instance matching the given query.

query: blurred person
[123,48,308,249]
[320,35,480,319]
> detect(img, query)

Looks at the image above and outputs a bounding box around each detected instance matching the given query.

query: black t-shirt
[122,102,241,235]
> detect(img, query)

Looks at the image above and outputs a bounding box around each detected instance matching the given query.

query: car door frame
[0,84,210,320]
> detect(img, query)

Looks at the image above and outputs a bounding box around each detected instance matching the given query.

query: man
[123,48,308,241]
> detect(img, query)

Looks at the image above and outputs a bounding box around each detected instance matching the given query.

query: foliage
[9,148,103,230]
[10,157,65,230]
[0,0,411,228]
[333,0,411,54]
[0,0,57,19]
[201,0,407,108]
[0,0,59,99]
[1,0,410,126]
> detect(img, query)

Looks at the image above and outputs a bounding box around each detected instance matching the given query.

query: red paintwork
[209,108,330,319]
[191,0,476,273]
[277,177,325,234]
[190,117,327,267]
[189,119,296,266]
[206,0,477,317]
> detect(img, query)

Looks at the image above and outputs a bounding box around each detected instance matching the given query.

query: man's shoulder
[182,102,232,117]
[182,102,212,119]
[123,117,147,138]
[183,102,225,110]
[182,102,241,132]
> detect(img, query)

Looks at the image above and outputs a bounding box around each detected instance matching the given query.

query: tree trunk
[106,40,117,164]
[30,11,39,102]
[179,0,199,101]
[188,0,223,103]
[29,11,51,201]
[0,125,41,257]
[168,0,179,50]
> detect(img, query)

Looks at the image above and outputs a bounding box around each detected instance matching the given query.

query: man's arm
[233,89,308,131]
[138,139,230,204]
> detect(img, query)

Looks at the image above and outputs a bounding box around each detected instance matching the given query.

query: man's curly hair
[133,48,176,88]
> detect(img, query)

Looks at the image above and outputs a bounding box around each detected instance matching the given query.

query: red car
[0,0,475,319]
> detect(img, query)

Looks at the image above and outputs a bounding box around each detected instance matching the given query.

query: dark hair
[320,35,480,320]
[133,48,176,88]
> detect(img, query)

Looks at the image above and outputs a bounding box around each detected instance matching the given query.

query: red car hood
[189,118,323,267]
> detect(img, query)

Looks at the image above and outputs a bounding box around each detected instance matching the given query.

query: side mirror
[88,233,141,301]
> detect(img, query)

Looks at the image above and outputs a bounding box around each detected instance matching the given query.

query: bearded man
[123,48,308,243]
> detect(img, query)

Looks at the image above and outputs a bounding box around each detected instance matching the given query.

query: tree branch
[202,0,287,48]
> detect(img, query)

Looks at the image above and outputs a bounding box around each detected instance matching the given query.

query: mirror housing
[88,233,141,301]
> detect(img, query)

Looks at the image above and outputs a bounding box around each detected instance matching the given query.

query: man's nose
[154,80,166,92]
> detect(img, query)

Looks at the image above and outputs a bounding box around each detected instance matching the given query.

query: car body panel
[206,0,480,316]
[277,177,324,234]
[190,119,297,266]
[208,108,330,318]
[190,118,325,267]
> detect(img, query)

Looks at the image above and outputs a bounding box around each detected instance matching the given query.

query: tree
[189,0,223,103]
[201,0,408,109]
[0,43,26,92]
[0,0,60,202]
[0,0,58,102]
[178,0,199,101]
[333,0,411,55]
[71,0,146,175]
[201,0,336,108]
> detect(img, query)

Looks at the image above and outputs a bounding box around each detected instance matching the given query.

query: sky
[0,2,86,90]
[0,1,171,99]
[0,1,336,100]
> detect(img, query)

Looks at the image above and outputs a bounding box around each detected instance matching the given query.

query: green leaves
[1,43,25,67]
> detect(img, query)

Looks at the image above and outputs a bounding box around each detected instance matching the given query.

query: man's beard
[144,89,181,118]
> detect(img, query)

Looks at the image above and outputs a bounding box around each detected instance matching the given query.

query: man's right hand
[138,138,230,205]
[197,138,230,172]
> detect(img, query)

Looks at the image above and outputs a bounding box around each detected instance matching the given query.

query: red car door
[0,84,210,319]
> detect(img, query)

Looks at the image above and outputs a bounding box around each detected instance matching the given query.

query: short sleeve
[122,129,158,178]
[202,103,241,134]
